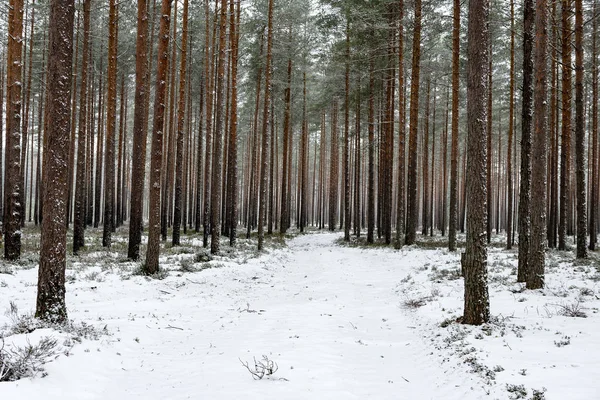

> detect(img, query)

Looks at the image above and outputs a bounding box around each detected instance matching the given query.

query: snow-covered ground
[1,231,599,399]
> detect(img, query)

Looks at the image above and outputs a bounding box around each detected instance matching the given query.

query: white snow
[1,232,599,399]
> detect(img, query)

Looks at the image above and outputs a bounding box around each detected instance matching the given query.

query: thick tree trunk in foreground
[527,0,549,289]
[36,0,75,323]
[127,0,150,260]
[145,0,172,273]
[462,0,490,326]
[518,0,535,282]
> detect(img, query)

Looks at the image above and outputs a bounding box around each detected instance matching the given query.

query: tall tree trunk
[422,79,430,237]
[486,39,493,244]
[227,0,239,246]
[103,0,118,247]
[300,72,308,232]
[280,54,292,234]
[462,0,490,326]
[21,0,35,227]
[405,0,422,245]
[35,0,74,322]
[518,0,535,282]
[4,0,24,260]
[442,86,449,236]
[574,0,587,258]
[257,0,273,251]
[202,0,215,248]
[145,0,172,273]
[354,78,361,237]
[559,0,572,250]
[85,55,94,228]
[94,71,104,229]
[116,77,125,228]
[329,99,339,232]
[173,0,189,246]
[507,0,515,249]
[65,8,80,228]
[0,63,4,225]
[527,0,549,289]
[211,0,229,253]
[343,20,351,241]
[127,0,150,260]
[367,60,375,243]
[590,0,598,251]
[431,84,436,236]
[74,0,91,254]
[395,0,405,246]
[449,0,460,251]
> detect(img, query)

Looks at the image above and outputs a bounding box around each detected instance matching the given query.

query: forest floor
[1,227,599,399]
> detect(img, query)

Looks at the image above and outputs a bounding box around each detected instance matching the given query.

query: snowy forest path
[3,232,489,399]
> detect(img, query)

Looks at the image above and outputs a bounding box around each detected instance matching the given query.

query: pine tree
[145,0,172,273]
[173,0,189,247]
[574,0,587,258]
[518,0,535,282]
[367,59,375,243]
[558,0,572,251]
[343,20,351,241]
[211,0,230,253]
[74,0,91,254]
[507,0,515,249]
[405,0,422,246]
[590,1,598,251]
[102,0,118,248]
[329,99,339,231]
[227,0,240,246]
[36,0,75,323]
[449,0,460,252]
[395,0,405,246]
[4,0,24,260]
[527,0,549,289]
[257,0,273,251]
[128,0,150,260]
[462,0,490,325]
